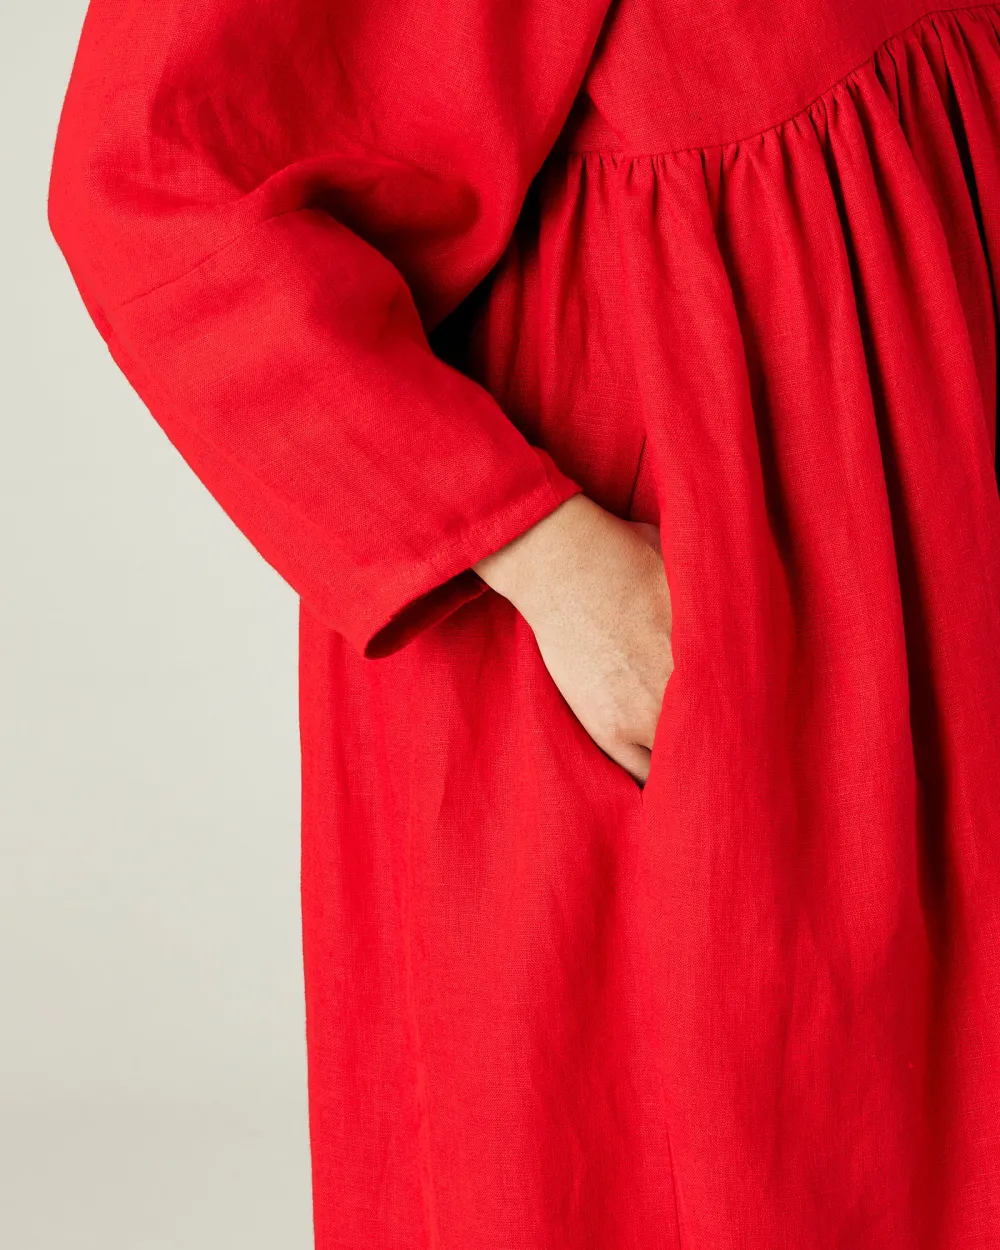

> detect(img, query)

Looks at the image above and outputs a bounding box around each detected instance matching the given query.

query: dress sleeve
[48,0,611,657]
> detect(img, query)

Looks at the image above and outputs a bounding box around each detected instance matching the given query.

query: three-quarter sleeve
[48,0,611,657]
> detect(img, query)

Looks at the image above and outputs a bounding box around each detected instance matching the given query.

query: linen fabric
[50,1,1000,1246]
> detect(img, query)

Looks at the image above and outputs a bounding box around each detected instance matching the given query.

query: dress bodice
[556,0,981,153]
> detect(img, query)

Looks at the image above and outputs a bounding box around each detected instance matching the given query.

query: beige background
[1,2,313,1244]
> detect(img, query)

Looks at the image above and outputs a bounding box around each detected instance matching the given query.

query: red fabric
[50,1,1000,1246]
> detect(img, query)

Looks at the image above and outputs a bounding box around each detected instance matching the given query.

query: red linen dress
[50,1,1000,1245]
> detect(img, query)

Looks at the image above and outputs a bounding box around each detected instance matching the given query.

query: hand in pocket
[475,495,673,784]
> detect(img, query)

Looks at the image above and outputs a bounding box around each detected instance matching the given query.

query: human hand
[474,494,673,784]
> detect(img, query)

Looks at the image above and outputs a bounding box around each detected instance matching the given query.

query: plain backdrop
[1,2,313,1245]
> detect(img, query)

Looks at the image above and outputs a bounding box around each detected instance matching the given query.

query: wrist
[473,494,599,619]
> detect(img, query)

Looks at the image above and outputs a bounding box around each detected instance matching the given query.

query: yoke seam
[557,0,1000,160]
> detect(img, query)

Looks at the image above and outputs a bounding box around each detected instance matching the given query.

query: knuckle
[606,715,634,746]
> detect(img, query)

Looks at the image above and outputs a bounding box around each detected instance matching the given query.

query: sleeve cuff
[360,445,581,658]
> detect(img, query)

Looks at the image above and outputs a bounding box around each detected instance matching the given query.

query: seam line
[557,1,1000,159]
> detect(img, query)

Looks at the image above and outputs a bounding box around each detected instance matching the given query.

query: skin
[473,494,674,785]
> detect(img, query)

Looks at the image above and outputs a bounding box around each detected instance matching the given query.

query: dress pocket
[638,520,675,811]
[639,682,670,811]
[626,429,660,528]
